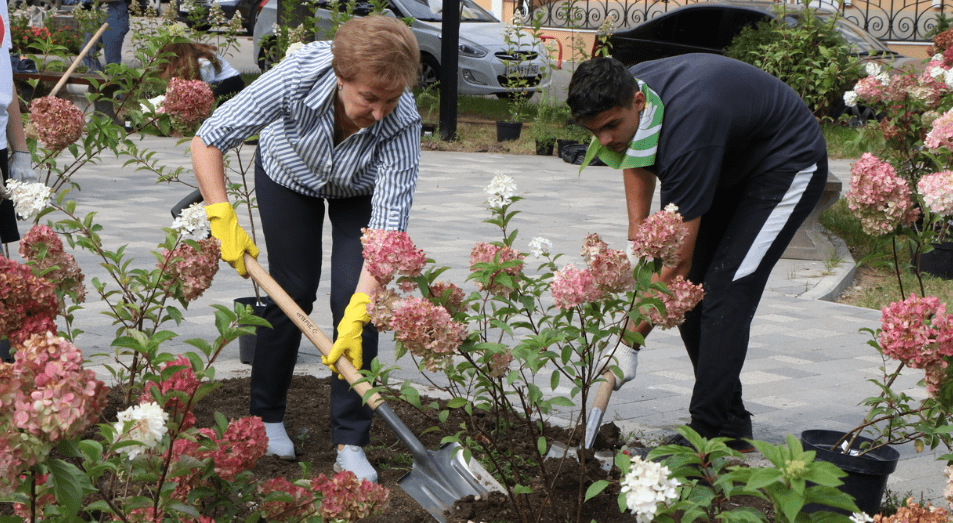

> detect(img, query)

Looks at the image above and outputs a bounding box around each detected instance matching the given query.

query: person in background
[82,0,130,72]
[156,41,245,101]
[567,55,827,453]
[190,15,421,483]
[0,0,37,363]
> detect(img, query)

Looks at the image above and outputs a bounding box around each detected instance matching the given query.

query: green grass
[820,199,953,310]
[820,121,875,159]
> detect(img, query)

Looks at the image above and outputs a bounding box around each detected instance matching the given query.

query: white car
[251,0,552,98]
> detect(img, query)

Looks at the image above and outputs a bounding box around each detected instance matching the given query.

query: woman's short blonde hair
[332,15,420,90]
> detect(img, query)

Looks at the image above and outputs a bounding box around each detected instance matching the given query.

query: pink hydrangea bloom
[11,332,107,442]
[919,171,953,216]
[580,232,609,264]
[551,264,602,309]
[257,476,316,520]
[311,470,390,521]
[139,354,201,430]
[845,153,919,236]
[428,280,466,316]
[173,416,268,484]
[367,287,401,332]
[159,237,220,302]
[162,77,215,131]
[489,350,514,378]
[0,256,59,343]
[389,296,467,371]
[19,224,86,305]
[588,244,635,294]
[469,242,525,297]
[361,228,427,286]
[926,109,953,150]
[880,294,953,370]
[630,205,689,268]
[28,96,84,152]
[643,276,705,329]
[853,75,889,103]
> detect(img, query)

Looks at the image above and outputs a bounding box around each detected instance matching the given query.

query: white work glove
[626,242,638,267]
[606,344,639,391]
[10,151,37,183]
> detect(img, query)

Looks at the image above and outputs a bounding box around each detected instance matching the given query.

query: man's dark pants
[677,157,828,438]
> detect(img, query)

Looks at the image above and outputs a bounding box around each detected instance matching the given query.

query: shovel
[545,371,616,471]
[244,254,502,523]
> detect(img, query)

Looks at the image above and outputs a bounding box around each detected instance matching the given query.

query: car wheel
[419,55,440,90]
[243,7,257,35]
[846,105,880,127]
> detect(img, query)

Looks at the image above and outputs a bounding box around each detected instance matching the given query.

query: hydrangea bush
[836,28,953,460]
[360,172,703,521]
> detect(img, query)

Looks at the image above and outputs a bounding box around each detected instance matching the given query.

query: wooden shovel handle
[244,254,384,409]
[49,22,109,98]
[594,371,615,412]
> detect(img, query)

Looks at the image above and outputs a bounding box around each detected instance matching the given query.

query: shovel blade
[398,442,494,523]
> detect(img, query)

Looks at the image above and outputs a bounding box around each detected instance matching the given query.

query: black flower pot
[234,297,266,365]
[495,121,523,142]
[535,139,555,156]
[800,429,900,515]
[915,241,953,280]
[556,138,579,157]
[421,123,436,137]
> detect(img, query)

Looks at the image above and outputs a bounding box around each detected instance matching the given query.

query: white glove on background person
[10,151,37,183]
[608,344,640,391]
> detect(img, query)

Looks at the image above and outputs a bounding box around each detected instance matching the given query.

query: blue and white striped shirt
[196,41,421,231]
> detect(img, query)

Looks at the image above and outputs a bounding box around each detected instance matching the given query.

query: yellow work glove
[323,292,371,377]
[205,202,259,277]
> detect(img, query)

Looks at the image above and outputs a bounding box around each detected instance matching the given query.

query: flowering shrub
[158,237,221,302]
[362,172,703,521]
[832,27,953,458]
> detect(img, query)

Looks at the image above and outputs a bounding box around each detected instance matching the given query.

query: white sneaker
[334,445,378,483]
[263,422,296,460]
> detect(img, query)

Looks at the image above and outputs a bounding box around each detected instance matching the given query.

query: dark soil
[2,375,775,522]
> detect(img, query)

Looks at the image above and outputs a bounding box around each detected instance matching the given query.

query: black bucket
[495,121,523,142]
[800,429,900,515]
[918,241,953,280]
[0,338,12,363]
[234,297,266,365]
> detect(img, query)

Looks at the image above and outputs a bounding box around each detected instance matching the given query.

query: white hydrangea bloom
[932,66,947,80]
[141,94,165,115]
[944,69,953,89]
[528,236,552,258]
[114,402,169,459]
[850,512,874,523]
[619,455,681,523]
[5,180,53,219]
[172,202,211,239]
[865,62,882,77]
[934,53,945,62]
[663,203,679,213]
[843,90,858,108]
[876,71,891,85]
[285,42,306,58]
[485,171,518,208]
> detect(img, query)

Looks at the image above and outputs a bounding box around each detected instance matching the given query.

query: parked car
[251,0,552,98]
[178,0,260,34]
[598,1,922,122]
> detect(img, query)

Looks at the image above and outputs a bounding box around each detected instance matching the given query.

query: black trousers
[677,157,828,437]
[0,149,20,244]
[250,150,378,446]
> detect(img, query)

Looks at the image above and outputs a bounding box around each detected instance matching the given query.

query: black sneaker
[718,413,755,453]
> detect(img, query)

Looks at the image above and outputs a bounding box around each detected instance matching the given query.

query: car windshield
[392,0,498,22]
[785,13,895,56]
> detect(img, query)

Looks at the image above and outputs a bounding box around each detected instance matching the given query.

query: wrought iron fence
[515,0,948,42]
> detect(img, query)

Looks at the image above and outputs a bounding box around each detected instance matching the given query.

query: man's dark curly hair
[567,57,638,122]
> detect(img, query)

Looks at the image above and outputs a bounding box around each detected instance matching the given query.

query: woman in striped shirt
[191,15,421,483]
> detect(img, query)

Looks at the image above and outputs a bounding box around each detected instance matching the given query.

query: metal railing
[515,0,947,42]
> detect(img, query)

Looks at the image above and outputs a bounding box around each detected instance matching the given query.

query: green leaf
[585,480,610,501]
[48,459,92,516]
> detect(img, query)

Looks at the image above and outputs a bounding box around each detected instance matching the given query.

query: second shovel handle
[244,254,383,409]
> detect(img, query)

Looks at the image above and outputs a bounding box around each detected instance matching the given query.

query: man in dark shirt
[567,55,827,451]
